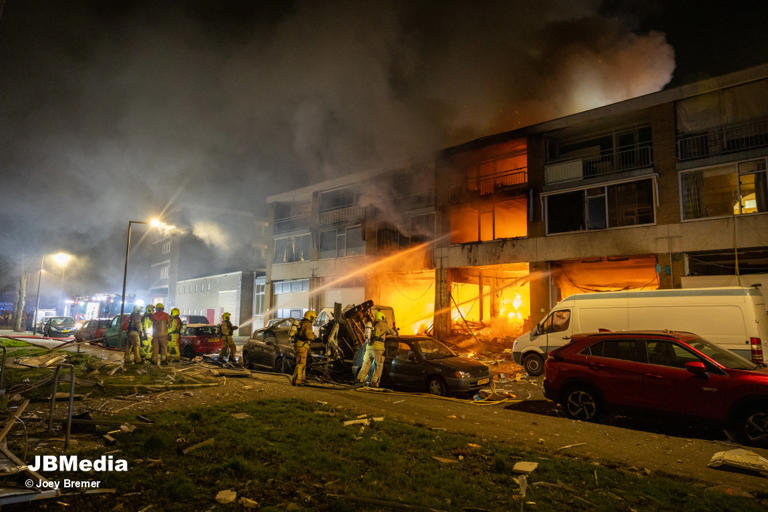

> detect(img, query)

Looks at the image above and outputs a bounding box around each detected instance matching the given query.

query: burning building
[267,64,768,345]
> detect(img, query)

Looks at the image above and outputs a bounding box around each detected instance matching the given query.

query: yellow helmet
[171,307,179,316]
[222,312,231,320]
[145,304,154,313]
[374,311,386,322]
[156,303,164,311]
[304,310,317,321]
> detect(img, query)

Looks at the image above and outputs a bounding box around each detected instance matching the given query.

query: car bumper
[195,343,222,354]
[446,376,492,393]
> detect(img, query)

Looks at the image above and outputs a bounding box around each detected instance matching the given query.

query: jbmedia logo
[28,455,128,472]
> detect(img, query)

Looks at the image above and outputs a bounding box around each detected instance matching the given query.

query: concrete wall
[175,271,254,331]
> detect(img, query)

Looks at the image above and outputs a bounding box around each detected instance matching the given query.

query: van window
[591,339,645,362]
[540,310,571,334]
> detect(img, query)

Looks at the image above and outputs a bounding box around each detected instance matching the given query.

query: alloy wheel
[565,389,598,420]
[744,410,768,443]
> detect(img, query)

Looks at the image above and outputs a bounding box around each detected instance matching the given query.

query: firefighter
[124,306,143,364]
[356,311,394,388]
[140,304,155,361]
[151,303,171,365]
[168,307,182,362]
[292,310,315,386]
[218,312,239,364]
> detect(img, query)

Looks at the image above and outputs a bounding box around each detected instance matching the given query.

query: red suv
[179,324,222,358]
[544,331,768,445]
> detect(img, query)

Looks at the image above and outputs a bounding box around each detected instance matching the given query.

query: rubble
[512,461,539,474]
[182,437,215,454]
[708,449,768,477]
[215,489,237,504]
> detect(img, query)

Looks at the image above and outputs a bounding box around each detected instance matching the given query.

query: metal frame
[47,363,75,449]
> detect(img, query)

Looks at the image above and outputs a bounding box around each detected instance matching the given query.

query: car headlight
[454,370,470,378]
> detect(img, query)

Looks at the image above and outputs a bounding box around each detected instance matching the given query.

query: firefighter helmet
[304,310,317,322]
[171,307,179,316]
[222,312,231,320]
[374,311,386,322]
[145,304,154,314]
[156,303,164,311]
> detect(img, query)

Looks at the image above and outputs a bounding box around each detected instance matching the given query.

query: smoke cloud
[0,0,675,295]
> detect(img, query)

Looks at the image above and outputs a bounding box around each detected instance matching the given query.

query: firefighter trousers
[292,343,309,385]
[124,331,141,364]
[357,345,385,387]
[168,333,180,361]
[140,337,153,361]
[219,335,236,362]
[152,334,169,365]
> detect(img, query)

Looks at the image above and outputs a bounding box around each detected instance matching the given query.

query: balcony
[273,215,309,234]
[677,117,768,161]
[318,205,366,226]
[545,145,653,184]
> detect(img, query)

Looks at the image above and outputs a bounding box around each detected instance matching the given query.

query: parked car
[102,314,130,349]
[179,324,222,358]
[514,286,768,376]
[74,318,113,344]
[181,315,210,326]
[543,330,768,445]
[43,316,77,337]
[352,335,491,396]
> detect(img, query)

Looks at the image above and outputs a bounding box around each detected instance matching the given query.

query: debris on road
[556,442,587,452]
[215,489,237,504]
[432,456,459,464]
[231,412,251,420]
[708,449,768,477]
[512,461,539,474]
[182,437,215,455]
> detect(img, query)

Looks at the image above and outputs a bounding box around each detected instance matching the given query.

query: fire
[375,269,435,334]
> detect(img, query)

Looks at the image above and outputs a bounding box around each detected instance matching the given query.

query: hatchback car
[179,324,222,358]
[352,336,491,395]
[544,330,768,445]
[74,318,113,344]
[43,316,76,337]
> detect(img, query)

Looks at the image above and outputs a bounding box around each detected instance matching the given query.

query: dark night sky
[1,0,767,295]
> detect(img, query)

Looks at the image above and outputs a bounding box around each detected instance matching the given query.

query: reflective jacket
[221,319,236,336]
[295,318,314,344]
[127,311,142,333]
[168,315,182,336]
[151,311,171,338]
[141,315,154,340]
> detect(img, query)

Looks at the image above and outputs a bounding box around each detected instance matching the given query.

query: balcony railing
[545,145,653,184]
[318,205,366,226]
[677,117,768,161]
[467,168,527,196]
[273,215,309,234]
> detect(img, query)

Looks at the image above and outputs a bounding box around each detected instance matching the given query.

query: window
[539,310,571,334]
[254,282,265,316]
[449,197,527,243]
[319,226,363,258]
[646,340,700,368]
[591,339,645,362]
[319,188,357,211]
[161,240,171,254]
[273,234,311,263]
[394,342,416,362]
[681,158,768,219]
[546,179,654,234]
[274,279,309,294]
[159,265,169,280]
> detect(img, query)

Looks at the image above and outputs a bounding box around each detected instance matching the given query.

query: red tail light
[750,337,763,363]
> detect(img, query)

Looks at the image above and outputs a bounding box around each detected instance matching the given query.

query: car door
[586,338,648,408]
[639,339,726,418]
[388,340,426,390]
[540,309,573,352]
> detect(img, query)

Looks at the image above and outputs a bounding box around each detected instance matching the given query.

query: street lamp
[32,251,74,334]
[118,220,147,325]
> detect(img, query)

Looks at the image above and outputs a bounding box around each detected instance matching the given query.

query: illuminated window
[450,198,527,243]
[680,158,768,219]
[274,234,311,263]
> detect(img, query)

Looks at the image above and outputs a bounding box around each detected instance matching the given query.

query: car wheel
[183,345,196,359]
[427,376,447,396]
[563,386,600,421]
[523,353,545,376]
[738,406,768,446]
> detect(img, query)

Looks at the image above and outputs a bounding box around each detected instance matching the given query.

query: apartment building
[267,64,768,340]
[266,163,436,333]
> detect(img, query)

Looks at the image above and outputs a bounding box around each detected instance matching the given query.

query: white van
[512,287,768,375]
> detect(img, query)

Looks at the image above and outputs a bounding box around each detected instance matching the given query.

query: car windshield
[51,317,74,327]
[414,338,455,360]
[188,326,219,336]
[687,337,759,370]
[99,320,112,328]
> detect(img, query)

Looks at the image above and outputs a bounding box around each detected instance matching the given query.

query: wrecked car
[74,318,112,344]
[241,318,299,373]
[352,335,492,395]
[544,330,768,445]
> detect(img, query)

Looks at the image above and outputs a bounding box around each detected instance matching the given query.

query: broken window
[681,158,768,219]
[319,230,337,259]
[449,197,527,243]
[319,187,357,211]
[546,179,654,233]
[273,234,311,263]
[346,225,364,255]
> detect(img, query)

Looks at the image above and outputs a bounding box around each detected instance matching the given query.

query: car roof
[573,330,700,342]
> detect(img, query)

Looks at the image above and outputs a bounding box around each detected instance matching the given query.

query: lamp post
[119,220,147,324]
[32,252,74,335]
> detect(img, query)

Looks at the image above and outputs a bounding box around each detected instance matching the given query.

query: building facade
[175,271,256,336]
[266,64,768,339]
